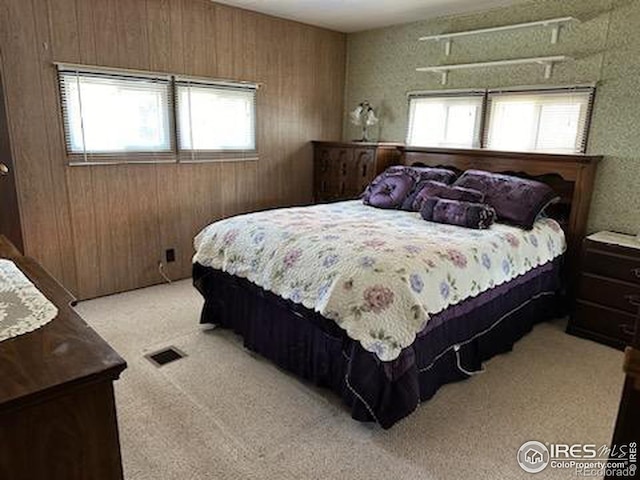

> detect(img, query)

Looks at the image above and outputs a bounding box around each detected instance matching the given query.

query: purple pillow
[364,172,415,209]
[395,166,458,184]
[421,198,497,229]
[362,166,456,202]
[407,181,485,212]
[453,170,559,230]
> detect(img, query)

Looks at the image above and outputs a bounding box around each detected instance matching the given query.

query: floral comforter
[193,201,565,361]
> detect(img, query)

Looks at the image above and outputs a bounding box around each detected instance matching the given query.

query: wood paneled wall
[0,0,346,299]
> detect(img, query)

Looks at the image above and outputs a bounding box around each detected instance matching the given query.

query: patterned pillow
[405,180,485,212]
[363,172,416,209]
[399,166,458,184]
[420,197,497,229]
[453,170,559,230]
[362,166,457,203]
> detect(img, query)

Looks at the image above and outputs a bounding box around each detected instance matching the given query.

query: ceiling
[213,0,529,33]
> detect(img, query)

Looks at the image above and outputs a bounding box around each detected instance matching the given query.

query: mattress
[193,200,566,361]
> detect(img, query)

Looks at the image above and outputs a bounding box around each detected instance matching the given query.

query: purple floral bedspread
[193,201,565,361]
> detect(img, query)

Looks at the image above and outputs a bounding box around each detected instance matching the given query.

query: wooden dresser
[0,236,127,480]
[312,141,402,202]
[569,231,640,349]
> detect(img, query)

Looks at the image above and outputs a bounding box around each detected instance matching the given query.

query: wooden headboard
[399,146,601,272]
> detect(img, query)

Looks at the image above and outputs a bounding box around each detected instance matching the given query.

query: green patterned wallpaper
[344,0,640,234]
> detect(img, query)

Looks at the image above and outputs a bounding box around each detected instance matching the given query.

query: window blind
[406,91,485,149]
[57,65,173,164]
[484,86,595,153]
[175,78,258,162]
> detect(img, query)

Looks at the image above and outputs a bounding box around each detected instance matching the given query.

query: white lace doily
[0,259,58,342]
[588,231,640,251]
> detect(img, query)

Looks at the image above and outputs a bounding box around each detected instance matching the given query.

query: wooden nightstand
[569,231,640,349]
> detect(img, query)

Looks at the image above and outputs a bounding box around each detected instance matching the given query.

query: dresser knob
[632,267,640,278]
[625,294,640,306]
[621,324,637,337]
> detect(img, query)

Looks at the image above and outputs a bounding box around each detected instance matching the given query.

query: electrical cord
[158,261,172,284]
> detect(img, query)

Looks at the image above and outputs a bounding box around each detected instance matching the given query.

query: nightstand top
[587,231,640,251]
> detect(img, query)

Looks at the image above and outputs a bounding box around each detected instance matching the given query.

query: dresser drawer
[577,273,640,314]
[313,147,354,201]
[582,248,640,285]
[351,148,376,195]
[572,301,635,347]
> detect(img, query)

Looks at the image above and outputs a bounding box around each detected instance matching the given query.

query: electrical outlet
[165,248,176,263]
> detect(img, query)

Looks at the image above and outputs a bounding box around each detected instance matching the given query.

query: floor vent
[145,347,186,367]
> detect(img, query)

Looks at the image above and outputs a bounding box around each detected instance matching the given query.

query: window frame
[55,64,259,166]
[406,85,596,154]
[174,77,259,163]
[483,86,596,154]
[406,90,487,149]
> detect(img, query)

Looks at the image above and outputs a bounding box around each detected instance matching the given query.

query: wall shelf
[419,17,579,55]
[416,55,571,85]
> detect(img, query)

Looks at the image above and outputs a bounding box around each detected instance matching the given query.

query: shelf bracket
[417,55,569,83]
[550,24,560,44]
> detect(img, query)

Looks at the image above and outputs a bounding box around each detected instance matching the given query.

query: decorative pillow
[364,172,416,209]
[394,166,458,185]
[420,198,497,229]
[362,165,457,202]
[453,170,559,229]
[406,180,485,212]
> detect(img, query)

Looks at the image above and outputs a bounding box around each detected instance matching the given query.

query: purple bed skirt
[193,259,563,428]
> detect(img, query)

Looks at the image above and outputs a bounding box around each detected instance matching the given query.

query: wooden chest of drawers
[569,232,640,349]
[312,141,402,203]
[0,236,127,480]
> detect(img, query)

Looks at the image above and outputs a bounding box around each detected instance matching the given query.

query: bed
[192,146,600,428]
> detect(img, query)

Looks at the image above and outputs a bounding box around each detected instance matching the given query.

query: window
[176,80,257,161]
[485,87,594,153]
[56,64,258,164]
[59,68,173,161]
[407,93,484,148]
[406,86,595,154]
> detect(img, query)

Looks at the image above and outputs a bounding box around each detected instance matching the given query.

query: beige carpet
[77,279,625,480]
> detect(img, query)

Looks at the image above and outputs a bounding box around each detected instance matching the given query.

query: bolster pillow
[407,181,485,212]
[420,198,497,230]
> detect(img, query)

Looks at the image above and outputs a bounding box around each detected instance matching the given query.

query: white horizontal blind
[485,87,595,153]
[58,66,173,163]
[175,79,257,162]
[406,92,485,149]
